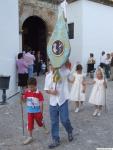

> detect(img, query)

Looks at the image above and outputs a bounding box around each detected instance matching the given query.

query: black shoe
[48,140,60,149]
[68,133,73,142]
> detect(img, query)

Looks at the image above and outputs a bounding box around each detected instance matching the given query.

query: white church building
[0,0,19,99]
[0,0,113,99]
[67,0,113,70]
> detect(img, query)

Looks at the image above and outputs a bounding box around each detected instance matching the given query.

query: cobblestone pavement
[0,75,113,150]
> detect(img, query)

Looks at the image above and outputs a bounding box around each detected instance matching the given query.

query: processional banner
[47,9,71,68]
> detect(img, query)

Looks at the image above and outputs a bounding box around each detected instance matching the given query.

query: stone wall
[19,0,58,38]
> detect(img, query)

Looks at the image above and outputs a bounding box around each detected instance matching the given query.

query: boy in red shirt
[21,77,47,145]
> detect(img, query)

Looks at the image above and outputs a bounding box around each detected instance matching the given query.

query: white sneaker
[23,137,33,145]
[92,109,98,116]
[75,108,79,113]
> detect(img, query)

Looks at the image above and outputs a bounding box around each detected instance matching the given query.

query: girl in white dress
[89,68,107,116]
[70,64,86,112]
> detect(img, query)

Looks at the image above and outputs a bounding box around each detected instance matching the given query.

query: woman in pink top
[16,53,28,90]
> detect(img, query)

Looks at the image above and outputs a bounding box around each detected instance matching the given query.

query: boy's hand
[51,90,58,95]
[46,89,58,95]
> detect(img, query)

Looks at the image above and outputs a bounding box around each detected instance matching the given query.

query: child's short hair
[76,64,83,71]
[27,77,37,86]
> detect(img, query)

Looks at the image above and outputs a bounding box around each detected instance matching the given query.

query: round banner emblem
[52,40,64,56]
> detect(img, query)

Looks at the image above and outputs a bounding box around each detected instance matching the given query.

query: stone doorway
[22,16,47,62]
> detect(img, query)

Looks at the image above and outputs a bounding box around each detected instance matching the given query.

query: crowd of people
[16,50,113,149]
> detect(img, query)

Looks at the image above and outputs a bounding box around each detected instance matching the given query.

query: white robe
[89,78,106,106]
[70,72,85,102]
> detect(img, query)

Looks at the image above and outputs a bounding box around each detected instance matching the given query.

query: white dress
[70,72,85,102]
[89,78,105,106]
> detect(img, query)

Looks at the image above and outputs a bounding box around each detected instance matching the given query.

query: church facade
[19,0,58,63]
[0,0,59,99]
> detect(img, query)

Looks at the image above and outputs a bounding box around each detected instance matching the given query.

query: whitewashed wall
[67,0,113,72]
[67,0,83,67]
[82,0,113,71]
[0,0,19,99]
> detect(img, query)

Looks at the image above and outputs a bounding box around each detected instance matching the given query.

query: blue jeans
[49,100,73,141]
[28,65,33,78]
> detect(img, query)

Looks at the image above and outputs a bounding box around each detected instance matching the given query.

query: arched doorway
[22,16,47,62]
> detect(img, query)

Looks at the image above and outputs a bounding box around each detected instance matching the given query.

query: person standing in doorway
[24,48,35,78]
[36,51,41,76]
[41,61,46,75]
